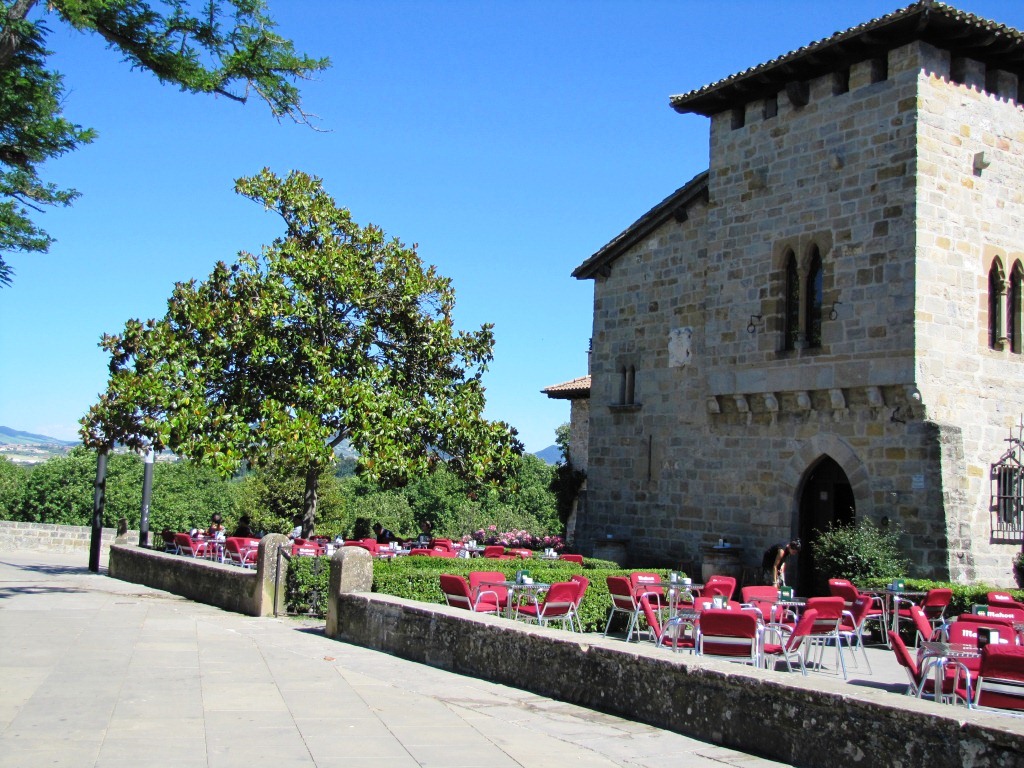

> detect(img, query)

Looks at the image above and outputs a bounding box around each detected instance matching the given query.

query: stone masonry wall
[915,43,1024,585]
[579,42,991,582]
[0,520,138,558]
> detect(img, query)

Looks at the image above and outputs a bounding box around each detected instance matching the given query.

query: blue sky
[1,1,1022,452]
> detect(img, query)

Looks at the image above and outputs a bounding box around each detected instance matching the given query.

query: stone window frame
[610,363,641,412]
[776,238,830,353]
[1009,261,1023,355]
[988,256,1007,351]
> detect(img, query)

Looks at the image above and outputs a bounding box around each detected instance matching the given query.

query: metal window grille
[991,427,1024,540]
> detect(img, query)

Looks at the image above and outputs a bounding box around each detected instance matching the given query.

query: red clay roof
[542,375,591,400]
[671,1,1024,117]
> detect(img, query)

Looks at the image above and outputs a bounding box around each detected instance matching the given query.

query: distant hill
[0,426,78,447]
[533,445,561,465]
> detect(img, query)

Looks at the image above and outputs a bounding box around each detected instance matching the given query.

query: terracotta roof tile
[542,375,591,400]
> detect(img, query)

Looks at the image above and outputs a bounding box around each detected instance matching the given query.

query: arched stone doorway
[797,456,855,596]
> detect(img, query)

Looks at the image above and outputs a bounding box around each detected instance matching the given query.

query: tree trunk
[302,467,319,538]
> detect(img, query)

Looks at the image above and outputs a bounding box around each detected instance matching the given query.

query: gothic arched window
[783,250,799,351]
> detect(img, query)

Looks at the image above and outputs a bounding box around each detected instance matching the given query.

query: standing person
[761,540,801,587]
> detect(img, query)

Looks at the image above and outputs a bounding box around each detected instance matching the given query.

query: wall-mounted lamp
[747,314,763,334]
[829,301,842,321]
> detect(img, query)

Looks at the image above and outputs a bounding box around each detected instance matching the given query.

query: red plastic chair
[569,575,590,632]
[988,592,1024,611]
[515,582,578,630]
[805,596,849,678]
[430,548,457,558]
[640,594,696,653]
[468,571,509,613]
[174,533,209,558]
[907,604,937,649]
[507,548,533,559]
[604,576,645,641]
[629,572,666,610]
[701,575,736,601]
[984,606,1024,623]
[439,574,499,614]
[560,554,583,565]
[838,596,875,673]
[698,609,761,666]
[888,630,971,703]
[224,537,258,568]
[344,540,379,555]
[482,545,509,559]
[973,645,1024,711]
[829,581,886,641]
[763,608,819,675]
[408,548,433,556]
[741,585,794,625]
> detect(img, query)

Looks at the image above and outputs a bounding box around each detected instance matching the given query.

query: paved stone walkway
[0,552,788,768]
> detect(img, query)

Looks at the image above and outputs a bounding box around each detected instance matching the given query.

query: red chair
[430,538,454,550]
[224,537,258,568]
[507,548,533,559]
[908,604,937,649]
[173,533,209,558]
[483,545,510,559]
[292,542,322,556]
[430,548,457,558]
[604,576,645,641]
[701,575,736,601]
[763,608,819,675]
[408,548,433,556]
[893,588,951,637]
[698,609,761,666]
[640,594,696,653]
[469,571,509,613]
[889,630,971,703]
[805,596,849,678]
[569,575,590,632]
[984,605,1024,624]
[741,585,794,625]
[838,596,876,673]
[629,572,666,609]
[829,580,886,641]
[515,581,578,630]
[560,554,583,565]
[344,540,379,556]
[439,574,499,614]
[973,645,1024,711]
[988,591,1024,611]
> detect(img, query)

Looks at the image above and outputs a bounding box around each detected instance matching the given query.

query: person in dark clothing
[373,522,396,545]
[762,539,801,587]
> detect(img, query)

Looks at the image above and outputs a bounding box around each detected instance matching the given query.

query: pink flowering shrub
[463,528,564,551]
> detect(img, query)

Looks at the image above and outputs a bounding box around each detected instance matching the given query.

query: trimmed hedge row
[285,554,668,632]
[286,559,1024,632]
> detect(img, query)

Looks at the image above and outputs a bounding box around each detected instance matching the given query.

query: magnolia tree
[0,0,328,285]
[82,169,523,535]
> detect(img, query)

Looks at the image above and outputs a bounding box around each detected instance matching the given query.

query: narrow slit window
[784,250,800,351]
[805,247,823,349]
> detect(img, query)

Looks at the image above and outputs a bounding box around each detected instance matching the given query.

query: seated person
[233,515,254,538]
[413,520,433,548]
[373,522,397,545]
[289,514,304,540]
[207,513,226,539]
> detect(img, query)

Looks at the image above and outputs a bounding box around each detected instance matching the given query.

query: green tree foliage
[0,455,28,516]
[82,169,523,536]
[812,520,911,582]
[0,0,328,285]
[10,448,231,532]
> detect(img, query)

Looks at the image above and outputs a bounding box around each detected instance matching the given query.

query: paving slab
[0,551,790,768]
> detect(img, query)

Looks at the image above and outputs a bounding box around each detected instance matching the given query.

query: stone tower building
[568,2,1024,589]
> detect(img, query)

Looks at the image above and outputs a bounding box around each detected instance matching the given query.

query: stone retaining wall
[107,535,288,617]
[324,551,1024,767]
[0,520,138,557]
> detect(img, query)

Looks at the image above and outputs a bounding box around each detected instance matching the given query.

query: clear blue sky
[1,1,1021,452]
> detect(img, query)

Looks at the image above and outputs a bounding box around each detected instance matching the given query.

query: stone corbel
[903,385,922,419]
[866,386,885,418]
[829,388,848,422]
[706,396,721,414]
[734,394,752,426]
[763,392,779,426]
[795,390,812,413]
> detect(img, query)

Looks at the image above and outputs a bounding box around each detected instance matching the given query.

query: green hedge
[859,577,1024,617]
[284,555,675,633]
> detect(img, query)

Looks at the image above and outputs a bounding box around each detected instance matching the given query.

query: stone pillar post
[325,546,373,637]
